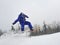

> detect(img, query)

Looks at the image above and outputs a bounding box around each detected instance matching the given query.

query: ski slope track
[0,32,60,45]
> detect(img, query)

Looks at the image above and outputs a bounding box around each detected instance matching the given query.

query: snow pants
[20,21,33,31]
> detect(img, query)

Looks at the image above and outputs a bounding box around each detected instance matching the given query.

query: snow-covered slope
[0,32,60,45]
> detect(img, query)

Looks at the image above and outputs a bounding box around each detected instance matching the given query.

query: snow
[0,32,60,45]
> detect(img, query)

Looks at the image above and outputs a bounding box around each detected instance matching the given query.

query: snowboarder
[12,12,33,32]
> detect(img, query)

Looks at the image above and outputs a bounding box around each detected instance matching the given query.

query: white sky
[0,0,60,30]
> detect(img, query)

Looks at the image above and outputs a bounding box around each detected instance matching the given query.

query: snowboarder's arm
[23,14,29,18]
[12,19,19,25]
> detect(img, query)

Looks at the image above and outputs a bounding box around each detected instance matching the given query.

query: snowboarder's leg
[21,23,24,31]
[25,21,33,31]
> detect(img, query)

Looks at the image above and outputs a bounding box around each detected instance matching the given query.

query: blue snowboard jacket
[13,12,29,25]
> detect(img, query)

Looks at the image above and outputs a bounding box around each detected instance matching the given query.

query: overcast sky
[0,0,60,30]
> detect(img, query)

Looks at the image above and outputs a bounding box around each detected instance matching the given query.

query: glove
[12,23,14,25]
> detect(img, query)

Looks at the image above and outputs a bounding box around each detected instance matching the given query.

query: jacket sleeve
[23,14,29,18]
[12,18,19,25]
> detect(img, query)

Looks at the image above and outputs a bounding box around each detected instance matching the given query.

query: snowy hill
[0,32,60,45]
